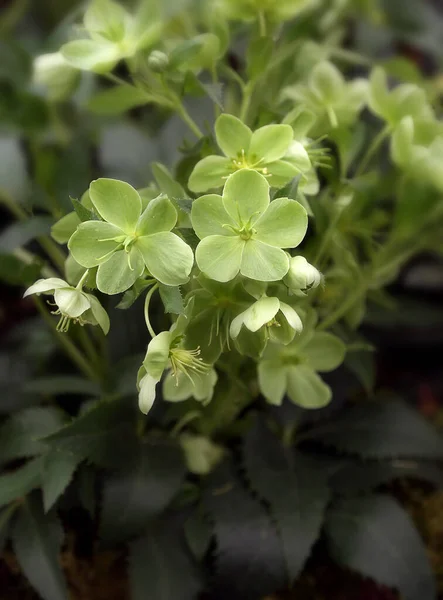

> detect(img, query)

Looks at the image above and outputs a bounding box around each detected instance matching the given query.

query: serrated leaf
[0,407,66,466]
[274,175,302,201]
[41,400,139,469]
[325,494,436,600]
[71,198,94,222]
[12,495,68,600]
[158,284,184,315]
[0,503,18,552]
[0,458,43,509]
[100,440,185,543]
[303,397,443,459]
[42,450,81,512]
[175,197,193,214]
[202,461,286,600]
[0,216,53,252]
[116,279,152,310]
[129,518,202,600]
[243,420,330,583]
[23,376,100,397]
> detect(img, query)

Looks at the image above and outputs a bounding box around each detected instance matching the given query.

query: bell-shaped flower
[191,169,308,283]
[368,67,433,128]
[230,296,303,346]
[24,277,109,334]
[61,0,161,73]
[258,319,346,409]
[163,367,218,405]
[283,61,368,133]
[68,178,194,295]
[284,256,322,294]
[189,114,300,192]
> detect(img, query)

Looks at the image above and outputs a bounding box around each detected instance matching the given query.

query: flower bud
[33,52,80,101]
[180,434,224,475]
[147,50,169,73]
[284,256,321,292]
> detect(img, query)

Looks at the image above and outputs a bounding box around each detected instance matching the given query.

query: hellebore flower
[163,368,218,405]
[284,256,322,294]
[24,277,109,334]
[68,178,194,295]
[191,169,308,283]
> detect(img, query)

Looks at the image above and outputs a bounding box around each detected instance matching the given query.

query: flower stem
[355,125,390,177]
[240,82,253,123]
[34,297,99,382]
[144,284,159,338]
[175,103,204,139]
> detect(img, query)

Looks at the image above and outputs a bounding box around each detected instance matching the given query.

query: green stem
[355,125,390,177]
[318,280,368,331]
[175,103,204,139]
[329,47,373,66]
[258,11,267,37]
[34,297,99,382]
[240,82,253,123]
[144,284,159,338]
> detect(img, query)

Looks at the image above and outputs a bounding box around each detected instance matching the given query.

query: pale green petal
[215,113,252,158]
[195,235,245,282]
[24,278,68,297]
[54,288,90,318]
[61,39,120,73]
[265,160,299,188]
[368,67,390,119]
[138,373,158,415]
[96,247,144,295]
[311,61,344,104]
[191,194,237,239]
[143,331,171,378]
[242,296,280,333]
[222,169,269,225]
[287,365,331,408]
[240,239,289,281]
[89,178,141,234]
[163,370,194,402]
[279,302,303,332]
[284,141,312,172]
[301,332,346,372]
[249,124,293,163]
[87,294,110,334]
[136,195,177,236]
[258,359,287,406]
[137,231,194,286]
[84,0,129,41]
[391,117,414,166]
[68,221,123,268]
[254,198,308,248]
[188,156,233,193]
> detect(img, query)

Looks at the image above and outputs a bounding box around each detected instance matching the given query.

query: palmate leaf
[243,420,330,583]
[100,439,186,543]
[129,518,202,600]
[0,458,44,509]
[302,396,443,459]
[12,494,68,600]
[325,494,436,600]
[202,461,286,600]
[159,283,184,315]
[42,450,82,512]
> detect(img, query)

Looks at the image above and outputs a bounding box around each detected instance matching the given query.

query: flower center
[231,149,269,176]
[169,347,210,385]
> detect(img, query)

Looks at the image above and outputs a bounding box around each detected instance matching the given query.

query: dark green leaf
[303,397,443,459]
[41,400,139,469]
[12,495,68,600]
[274,175,301,201]
[0,216,53,252]
[100,440,185,543]
[0,407,66,466]
[23,376,101,397]
[0,458,43,509]
[0,253,42,286]
[202,461,286,599]
[77,465,97,519]
[0,39,31,87]
[159,284,184,315]
[184,508,212,561]
[344,348,375,394]
[71,198,94,222]
[88,84,149,115]
[129,519,202,600]
[42,450,81,512]
[243,420,330,582]
[116,279,152,310]
[175,197,193,214]
[0,504,18,552]
[325,494,436,600]
[54,137,92,214]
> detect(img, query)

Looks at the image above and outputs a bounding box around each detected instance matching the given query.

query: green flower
[283,61,368,132]
[68,178,194,295]
[368,67,433,128]
[180,434,224,475]
[284,256,322,295]
[219,0,316,23]
[258,320,346,408]
[24,277,109,334]
[391,116,443,191]
[189,114,301,192]
[61,0,161,73]
[230,296,302,346]
[33,52,80,101]
[163,368,218,405]
[191,169,308,283]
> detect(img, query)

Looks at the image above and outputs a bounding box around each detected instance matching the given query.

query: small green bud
[284,256,321,292]
[147,50,169,73]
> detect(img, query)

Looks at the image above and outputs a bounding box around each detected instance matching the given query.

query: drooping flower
[191,169,308,283]
[284,256,322,294]
[163,368,218,405]
[68,178,194,295]
[24,277,109,334]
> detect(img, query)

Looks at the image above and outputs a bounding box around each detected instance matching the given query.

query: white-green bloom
[24,277,109,334]
[33,52,80,101]
[230,296,302,345]
[284,256,322,293]
[180,434,224,475]
[163,368,218,405]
